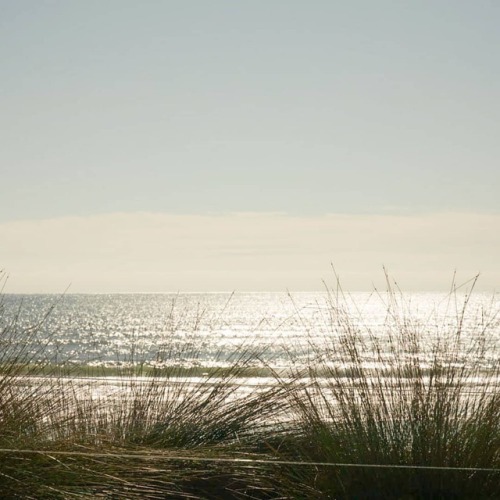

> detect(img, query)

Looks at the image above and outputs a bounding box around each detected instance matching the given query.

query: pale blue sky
[2,0,499,221]
[1,1,499,291]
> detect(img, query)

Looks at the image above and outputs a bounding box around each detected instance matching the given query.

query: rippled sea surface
[1,292,499,371]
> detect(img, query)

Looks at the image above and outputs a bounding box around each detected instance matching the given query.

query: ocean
[1,291,498,373]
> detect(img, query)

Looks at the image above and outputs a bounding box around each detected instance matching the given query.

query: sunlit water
[2,292,499,375]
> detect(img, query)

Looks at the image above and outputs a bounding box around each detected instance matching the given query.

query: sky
[1,1,499,292]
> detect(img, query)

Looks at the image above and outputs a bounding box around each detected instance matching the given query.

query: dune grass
[0,271,498,498]
[276,278,500,498]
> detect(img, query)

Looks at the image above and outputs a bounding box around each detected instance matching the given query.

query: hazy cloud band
[1,212,498,293]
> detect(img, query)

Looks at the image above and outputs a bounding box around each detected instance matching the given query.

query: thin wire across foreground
[0,448,498,473]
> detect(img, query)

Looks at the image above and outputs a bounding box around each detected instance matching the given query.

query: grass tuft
[0,270,498,498]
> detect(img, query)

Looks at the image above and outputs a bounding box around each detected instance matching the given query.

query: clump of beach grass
[28,294,287,498]
[0,271,84,498]
[276,275,500,498]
